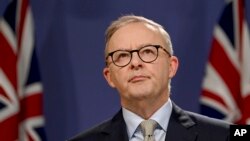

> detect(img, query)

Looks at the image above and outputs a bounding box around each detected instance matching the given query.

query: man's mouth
[128,75,150,83]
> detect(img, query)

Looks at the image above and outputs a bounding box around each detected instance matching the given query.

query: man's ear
[168,56,179,78]
[103,67,116,88]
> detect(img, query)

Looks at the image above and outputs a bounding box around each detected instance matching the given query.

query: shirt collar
[122,99,172,139]
[151,99,172,132]
[122,107,144,139]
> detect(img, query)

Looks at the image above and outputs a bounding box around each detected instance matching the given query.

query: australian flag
[0,0,47,140]
[200,0,250,124]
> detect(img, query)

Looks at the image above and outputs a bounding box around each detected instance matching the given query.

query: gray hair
[104,15,173,57]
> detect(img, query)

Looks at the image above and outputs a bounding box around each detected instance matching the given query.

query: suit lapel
[165,103,198,141]
[101,109,129,141]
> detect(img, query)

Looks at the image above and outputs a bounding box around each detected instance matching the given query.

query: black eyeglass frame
[105,45,172,67]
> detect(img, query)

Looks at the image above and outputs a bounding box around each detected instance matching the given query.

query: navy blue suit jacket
[68,102,230,141]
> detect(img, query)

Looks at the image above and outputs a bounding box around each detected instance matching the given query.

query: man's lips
[128,75,150,82]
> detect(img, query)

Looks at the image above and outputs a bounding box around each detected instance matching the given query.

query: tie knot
[140,119,157,138]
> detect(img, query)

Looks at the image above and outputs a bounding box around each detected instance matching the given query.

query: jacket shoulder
[170,102,230,141]
[186,111,230,140]
[187,111,230,129]
[67,119,112,141]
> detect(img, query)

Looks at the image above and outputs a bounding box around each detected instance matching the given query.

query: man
[69,15,230,141]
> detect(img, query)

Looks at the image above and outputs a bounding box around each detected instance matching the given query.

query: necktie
[140,119,157,141]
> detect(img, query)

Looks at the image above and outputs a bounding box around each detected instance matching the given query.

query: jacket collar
[165,102,198,141]
[101,109,129,141]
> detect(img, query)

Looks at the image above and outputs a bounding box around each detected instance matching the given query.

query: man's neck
[121,96,168,119]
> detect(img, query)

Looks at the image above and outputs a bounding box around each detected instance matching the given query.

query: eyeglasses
[106,45,171,67]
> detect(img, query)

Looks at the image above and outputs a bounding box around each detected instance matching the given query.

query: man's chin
[128,91,152,99]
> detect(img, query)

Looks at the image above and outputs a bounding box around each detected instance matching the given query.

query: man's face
[103,22,178,106]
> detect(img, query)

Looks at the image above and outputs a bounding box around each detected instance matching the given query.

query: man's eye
[114,52,130,62]
[118,53,129,58]
[141,49,155,55]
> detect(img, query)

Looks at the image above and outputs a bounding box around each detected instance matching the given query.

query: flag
[200,0,250,124]
[0,0,47,140]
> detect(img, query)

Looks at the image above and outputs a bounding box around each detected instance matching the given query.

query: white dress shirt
[122,99,172,141]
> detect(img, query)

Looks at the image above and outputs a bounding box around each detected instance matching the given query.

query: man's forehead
[106,22,164,51]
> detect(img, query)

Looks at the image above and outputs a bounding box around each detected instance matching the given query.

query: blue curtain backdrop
[1,0,250,140]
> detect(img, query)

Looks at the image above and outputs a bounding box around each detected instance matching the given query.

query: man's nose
[129,52,143,68]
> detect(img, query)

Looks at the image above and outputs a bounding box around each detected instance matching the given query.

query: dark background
[1,0,250,140]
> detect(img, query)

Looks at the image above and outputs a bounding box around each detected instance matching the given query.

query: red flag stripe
[20,93,43,121]
[0,114,18,141]
[0,32,17,91]
[209,38,241,105]
[202,89,228,109]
